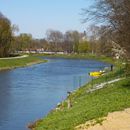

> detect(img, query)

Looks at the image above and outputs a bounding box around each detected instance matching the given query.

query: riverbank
[29,77,130,130]
[34,53,114,63]
[28,54,130,130]
[0,55,47,71]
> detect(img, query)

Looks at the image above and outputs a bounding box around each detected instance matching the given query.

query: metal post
[91,77,93,88]
[79,76,81,88]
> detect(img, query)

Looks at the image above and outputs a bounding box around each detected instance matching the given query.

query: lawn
[0,55,46,70]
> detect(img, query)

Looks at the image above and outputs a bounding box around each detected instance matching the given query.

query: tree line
[12,30,90,54]
[0,0,130,59]
[0,12,114,57]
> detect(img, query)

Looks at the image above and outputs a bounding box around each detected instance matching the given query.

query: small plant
[95,118,106,125]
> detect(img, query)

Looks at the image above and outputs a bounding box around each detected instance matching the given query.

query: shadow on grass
[122,78,130,89]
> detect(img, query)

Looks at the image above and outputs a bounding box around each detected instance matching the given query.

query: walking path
[0,55,29,60]
[87,78,124,93]
[76,108,130,130]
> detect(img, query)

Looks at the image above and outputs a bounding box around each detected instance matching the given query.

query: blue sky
[0,0,94,38]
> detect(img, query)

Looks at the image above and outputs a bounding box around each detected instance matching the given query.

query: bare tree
[46,29,63,52]
[64,31,83,53]
[82,0,130,58]
[63,31,73,53]
[87,25,100,54]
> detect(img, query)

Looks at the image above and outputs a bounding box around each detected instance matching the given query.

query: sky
[0,0,94,38]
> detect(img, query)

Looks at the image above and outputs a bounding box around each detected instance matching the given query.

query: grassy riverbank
[35,53,113,63]
[34,53,124,68]
[0,55,46,70]
[29,54,130,130]
[30,78,130,130]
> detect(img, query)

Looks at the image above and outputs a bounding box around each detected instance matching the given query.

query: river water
[0,58,110,130]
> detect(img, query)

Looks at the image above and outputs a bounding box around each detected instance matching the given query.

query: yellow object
[89,71,103,77]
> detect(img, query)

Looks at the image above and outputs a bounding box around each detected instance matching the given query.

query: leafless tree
[82,0,130,58]
[46,29,63,52]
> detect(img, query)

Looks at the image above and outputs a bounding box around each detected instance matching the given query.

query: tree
[82,0,130,58]
[64,31,82,53]
[10,25,19,52]
[87,25,100,54]
[63,31,74,53]
[78,41,89,53]
[97,25,113,56]
[39,39,49,51]
[0,12,12,57]
[71,31,80,53]
[46,29,63,52]
[16,33,32,50]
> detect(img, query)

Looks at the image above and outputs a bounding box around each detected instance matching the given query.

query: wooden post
[67,91,72,109]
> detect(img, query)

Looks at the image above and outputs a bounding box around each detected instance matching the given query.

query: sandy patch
[76,108,130,130]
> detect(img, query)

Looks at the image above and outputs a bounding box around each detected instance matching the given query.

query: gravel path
[0,55,29,60]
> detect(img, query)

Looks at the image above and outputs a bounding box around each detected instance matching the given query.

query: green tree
[0,12,12,57]
[78,41,89,53]
[71,31,80,53]
[16,33,32,50]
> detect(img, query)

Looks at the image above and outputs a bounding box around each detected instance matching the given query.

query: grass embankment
[29,54,130,130]
[0,55,47,70]
[31,78,130,130]
[35,53,113,62]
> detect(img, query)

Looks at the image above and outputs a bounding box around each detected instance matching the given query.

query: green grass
[0,55,46,70]
[31,77,130,130]
[28,54,130,130]
[35,53,113,63]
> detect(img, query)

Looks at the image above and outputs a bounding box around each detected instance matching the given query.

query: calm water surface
[0,58,110,130]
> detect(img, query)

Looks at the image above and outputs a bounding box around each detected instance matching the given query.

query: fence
[72,74,91,89]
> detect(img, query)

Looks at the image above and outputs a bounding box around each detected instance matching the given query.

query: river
[0,57,110,130]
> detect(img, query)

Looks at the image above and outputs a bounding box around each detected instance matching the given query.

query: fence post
[91,77,93,88]
[67,91,72,109]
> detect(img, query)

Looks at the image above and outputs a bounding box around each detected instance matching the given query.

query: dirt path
[0,55,28,60]
[76,108,130,130]
[87,78,123,93]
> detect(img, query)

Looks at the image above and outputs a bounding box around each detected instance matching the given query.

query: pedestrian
[110,64,113,71]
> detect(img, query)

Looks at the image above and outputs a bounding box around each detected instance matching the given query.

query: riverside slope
[0,55,46,71]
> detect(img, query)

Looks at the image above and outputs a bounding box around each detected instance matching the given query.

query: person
[110,64,113,71]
